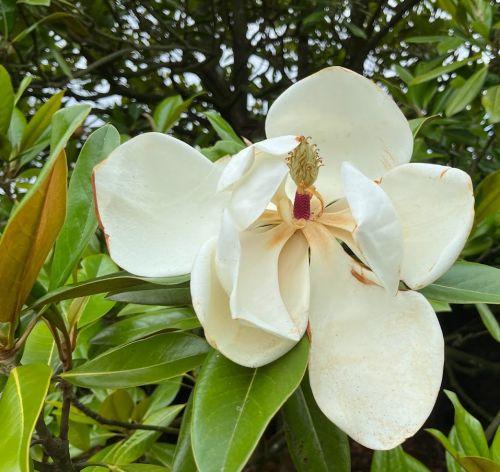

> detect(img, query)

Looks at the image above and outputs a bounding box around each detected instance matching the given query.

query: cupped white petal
[341,162,403,294]
[265,67,413,203]
[230,223,308,341]
[228,154,289,230]
[303,222,444,450]
[217,146,255,192]
[93,132,228,277]
[253,135,300,154]
[380,163,474,289]
[191,239,297,368]
[215,210,241,294]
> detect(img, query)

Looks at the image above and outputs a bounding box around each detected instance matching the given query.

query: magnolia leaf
[86,405,184,471]
[91,307,199,346]
[106,286,191,306]
[61,332,209,388]
[0,364,52,472]
[444,390,489,458]
[50,124,120,289]
[474,170,500,225]
[29,272,189,311]
[408,115,439,137]
[21,320,59,368]
[482,85,500,123]
[204,110,244,145]
[13,76,32,105]
[0,65,14,136]
[476,304,500,342]
[172,394,197,472]
[445,66,488,117]
[0,150,67,326]
[371,446,431,471]
[19,91,64,152]
[283,380,350,472]
[420,261,500,304]
[458,456,500,472]
[410,54,481,85]
[192,338,309,472]
[153,93,201,133]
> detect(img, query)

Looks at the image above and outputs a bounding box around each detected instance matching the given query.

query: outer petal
[191,238,300,368]
[228,154,289,230]
[93,132,228,277]
[303,223,444,450]
[380,163,474,289]
[230,223,308,341]
[265,67,413,203]
[341,162,403,294]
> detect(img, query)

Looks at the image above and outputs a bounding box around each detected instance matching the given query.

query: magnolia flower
[93,67,474,450]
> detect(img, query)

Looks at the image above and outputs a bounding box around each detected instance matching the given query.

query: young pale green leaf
[8,108,27,151]
[86,404,184,471]
[99,390,135,423]
[204,110,244,145]
[371,447,431,472]
[0,65,14,136]
[408,115,439,138]
[144,377,182,417]
[474,170,500,225]
[0,364,52,472]
[107,286,191,306]
[173,394,197,472]
[21,320,58,369]
[458,456,500,472]
[49,104,91,161]
[428,299,452,313]
[108,465,170,472]
[61,332,209,388]
[19,91,64,152]
[200,139,245,161]
[192,338,309,472]
[50,124,120,289]
[410,54,481,85]
[447,427,465,472]
[14,75,32,105]
[153,93,200,133]
[91,307,199,346]
[476,304,500,342]
[282,379,350,472]
[427,428,459,458]
[420,261,500,304]
[482,85,500,123]
[17,0,51,5]
[445,66,488,117]
[444,390,490,458]
[30,272,189,311]
[146,444,177,469]
[0,150,67,326]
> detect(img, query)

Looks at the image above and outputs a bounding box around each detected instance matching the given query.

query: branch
[69,392,178,434]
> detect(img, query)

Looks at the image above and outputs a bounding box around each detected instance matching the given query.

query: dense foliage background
[0,0,498,471]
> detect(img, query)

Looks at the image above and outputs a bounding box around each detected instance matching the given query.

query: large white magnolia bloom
[93,67,474,450]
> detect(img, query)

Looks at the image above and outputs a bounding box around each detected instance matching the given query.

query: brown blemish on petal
[467,179,473,192]
[439,168,450,178]
[91,169,112,253]
[351,268,377,286]
[374,177,382,185]
[306,322,312,341]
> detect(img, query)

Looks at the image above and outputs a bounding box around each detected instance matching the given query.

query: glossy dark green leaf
[107,286,191,306]
[92,308,199,346]
[30,272,189,311]
[62,332,209,388]
[192,338,309,472]
[420,262,500,304]
[50,124,120,289]
[283,380,350,472]
[445,66,488,117]
[172,393,197,472]
[371,447,430,471]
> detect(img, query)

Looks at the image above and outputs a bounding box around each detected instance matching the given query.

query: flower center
[286,136,323,220]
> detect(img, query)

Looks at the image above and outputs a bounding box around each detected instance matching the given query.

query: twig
[69,393,178,434]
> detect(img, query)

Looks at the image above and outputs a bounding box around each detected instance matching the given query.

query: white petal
[217,146,254,192]
[380,163,474,289]
[93,132,228,277]
[215,210,241,294]
[266,67,413,203]
[228,155,289,230]
[191,239,297,368]
[253,135,300,154]
[230,223,307,341]
[303,223,444,450]
[341,162,403,294]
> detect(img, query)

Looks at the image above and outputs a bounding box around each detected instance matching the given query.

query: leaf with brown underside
[0,150,67,326]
